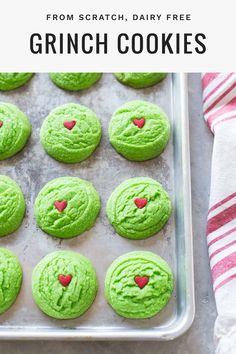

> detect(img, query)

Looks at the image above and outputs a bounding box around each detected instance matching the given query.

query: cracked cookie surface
[106,177,172,240]
[34,177,100,239]
[0,102,31,160]
[49,73,102,91]
[105,251,173,319]
[109,100,170,161]
[32,251,98,319]
[0,248,22,314]
[114,73,166,89]
[0,73,33,91]
[40,103,101,163]
[0,175,25,237]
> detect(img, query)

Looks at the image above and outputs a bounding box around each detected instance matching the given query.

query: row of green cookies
[0,72,167,91]
[0,247,173,320]
[0,100,170,162]
[0,175,171,240]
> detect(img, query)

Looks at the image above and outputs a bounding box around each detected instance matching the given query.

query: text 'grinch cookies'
[49,73,102,91]
[0,248,23,315]
[105,251,173,319]
[114,73,167,89]
[109,100,170,161]
[34,177,100,239]
[0,103,31,160]
[40,103,101,163]
[106,177,171,240]
[0,176,25,237]
[0,73,33,91]
[32,251,98,319]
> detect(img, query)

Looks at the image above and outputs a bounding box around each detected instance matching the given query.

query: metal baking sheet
[0,73,194,340]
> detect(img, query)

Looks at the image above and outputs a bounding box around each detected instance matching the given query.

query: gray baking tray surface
[0,73,194,340]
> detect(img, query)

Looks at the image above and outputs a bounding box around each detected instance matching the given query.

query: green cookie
[49,73,102,91]
[40,103,101,163]
[0,248,23,315]
[0,102,31,160]
[32,251,98,319]
[34,177,100,239]
[0,73,33,91]
[114,73,166,89]
[0,175,25,237]
[105,251,173,319]
[109,100,170,161]
[106,177,171,240]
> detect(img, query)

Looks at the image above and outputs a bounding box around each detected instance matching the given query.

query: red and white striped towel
[202,73,236,354]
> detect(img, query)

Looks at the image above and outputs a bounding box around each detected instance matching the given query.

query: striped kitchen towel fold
[202,73,236,354]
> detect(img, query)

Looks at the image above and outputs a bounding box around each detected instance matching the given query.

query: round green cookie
[34,177,100,239]
[0,102,31,160]
[114,73,166,89]
[109,100,170,161]
[32,251,98,319]
[0,248,23,315]
[40,103,101,163]
[0,73,33,91]
[0,175,25,237]
[49,73,102,91]
[106,177,171,240]
[105,251,173,319]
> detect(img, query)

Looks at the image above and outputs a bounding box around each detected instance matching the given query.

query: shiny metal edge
[0,73,195,341]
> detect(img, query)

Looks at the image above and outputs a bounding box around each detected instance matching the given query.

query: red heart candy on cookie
[134,276,149,289]
[58,274,72,287]
[64,120,76,130]
[0,121,3,128]
[134,198,148,209]
[54,200,67,212]
[133,118,145,128]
